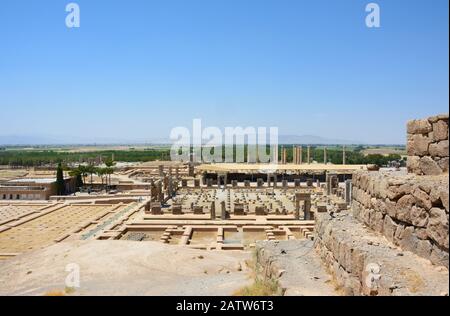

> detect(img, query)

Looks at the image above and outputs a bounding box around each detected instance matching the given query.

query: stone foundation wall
[352,171,449,267]
[407,114,449,175]
[315,212,449,296]
[314,113,449,295]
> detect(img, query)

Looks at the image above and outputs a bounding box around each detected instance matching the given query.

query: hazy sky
[0,0,448,144]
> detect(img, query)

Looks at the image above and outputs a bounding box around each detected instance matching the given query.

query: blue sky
[0,0,448,144]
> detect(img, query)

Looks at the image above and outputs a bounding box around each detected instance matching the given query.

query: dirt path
[257,240,339,296]
[0,240,251,296]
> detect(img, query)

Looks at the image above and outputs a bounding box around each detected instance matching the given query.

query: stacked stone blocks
[352,171,448,267]
[407,114,449,175]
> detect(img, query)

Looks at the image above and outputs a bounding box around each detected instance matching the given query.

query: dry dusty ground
[0,240,252,296]
[256,240,339,296]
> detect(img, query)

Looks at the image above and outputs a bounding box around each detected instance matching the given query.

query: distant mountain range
[0,134,363,146]
[0,135,122,146]
[278,135,363,145]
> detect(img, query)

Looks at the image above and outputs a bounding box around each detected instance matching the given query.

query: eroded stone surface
[315,212,449,296]
[352,171,449,266]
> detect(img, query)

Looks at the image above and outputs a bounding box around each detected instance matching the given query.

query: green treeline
[0,146,404,167]
[0,149,170,167]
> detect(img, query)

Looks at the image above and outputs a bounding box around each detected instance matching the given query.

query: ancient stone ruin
[314,113,449,295]
[407,114,449,175]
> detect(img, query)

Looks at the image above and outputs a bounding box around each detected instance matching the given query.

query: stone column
[210,201,216,220]
[188,163,194,177]
[295,200,300,220]
[299,146,303,164]
[307,146,311,164]
[343,145,346,165]
[168,176,173,197]
[326,173,331,195]
[324,147,327,164]
[293,145,297,164]
[150,183,157,201]
[157,182,163,202]
[221,201,227,220]
[345,179,352,205]
[304,199,312,220]
[163,176,169,191]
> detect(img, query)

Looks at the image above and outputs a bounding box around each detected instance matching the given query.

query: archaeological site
[1,1,448,305]
[0,114,448,297]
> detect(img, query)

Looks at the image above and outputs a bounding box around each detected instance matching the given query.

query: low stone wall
[407,114,449,175]
[315,212,449,296]
[352,171,449,267]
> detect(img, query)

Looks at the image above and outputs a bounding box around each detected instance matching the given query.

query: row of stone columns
[277,145,348,164]
[292,145,303,164]
[282,146,310,164]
